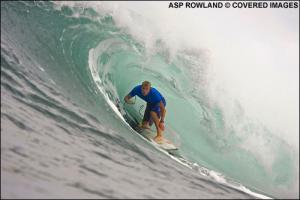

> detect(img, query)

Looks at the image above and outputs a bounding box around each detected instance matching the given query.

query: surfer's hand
[124,95,134,104]
[125,99,134,104]
[159,122,165,131]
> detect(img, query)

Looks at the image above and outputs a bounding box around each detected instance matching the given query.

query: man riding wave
[124,81,166,142]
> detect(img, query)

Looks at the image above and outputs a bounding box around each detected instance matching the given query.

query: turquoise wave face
[1,1,297,198]
[85,8,296,198]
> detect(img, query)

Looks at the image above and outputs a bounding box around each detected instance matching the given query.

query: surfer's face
[141,85,150,96]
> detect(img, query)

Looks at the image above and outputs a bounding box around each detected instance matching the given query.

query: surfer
[124,81,166,142]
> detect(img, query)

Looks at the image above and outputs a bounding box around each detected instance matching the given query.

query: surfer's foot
[154,135,163,143]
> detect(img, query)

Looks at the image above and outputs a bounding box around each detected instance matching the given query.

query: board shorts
[143,98,166,126]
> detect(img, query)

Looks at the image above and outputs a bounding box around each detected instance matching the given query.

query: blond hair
[142,81,151,87]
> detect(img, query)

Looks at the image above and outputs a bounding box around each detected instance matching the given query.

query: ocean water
[1,1,298,199]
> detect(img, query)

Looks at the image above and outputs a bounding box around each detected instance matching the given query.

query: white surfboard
[139,128,178,150]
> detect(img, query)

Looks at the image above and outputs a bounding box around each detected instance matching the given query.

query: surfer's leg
[141,103,151,129]
[150,111,162,138]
